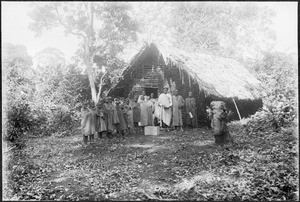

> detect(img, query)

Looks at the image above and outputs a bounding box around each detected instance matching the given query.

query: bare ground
[4,124,298,201]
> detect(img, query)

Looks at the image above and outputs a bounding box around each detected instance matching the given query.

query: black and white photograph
[2,1,298,201]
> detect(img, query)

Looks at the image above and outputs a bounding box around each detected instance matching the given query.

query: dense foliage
[171,3,276,59]
[132,2,276,60]
[3,44,92,146]
[3,43,35,145]
[244,51,297,128]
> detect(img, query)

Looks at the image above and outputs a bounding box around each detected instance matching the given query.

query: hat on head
[163,86,168,89]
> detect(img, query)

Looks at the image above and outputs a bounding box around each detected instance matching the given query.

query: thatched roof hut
[108,42,263,125]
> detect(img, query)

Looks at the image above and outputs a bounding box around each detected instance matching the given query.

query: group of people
[80,86,198,145]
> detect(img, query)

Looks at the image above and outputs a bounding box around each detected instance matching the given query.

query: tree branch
[96,71,108,103]
[183,3,191,15]
[54,5,86,38]
[90,51,96,63]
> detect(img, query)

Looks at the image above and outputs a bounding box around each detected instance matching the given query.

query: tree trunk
[96,72,107,103]
[84,2,97,103]
[85,59,97,103]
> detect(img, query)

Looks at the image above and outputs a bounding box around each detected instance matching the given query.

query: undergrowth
[3,115,298,201]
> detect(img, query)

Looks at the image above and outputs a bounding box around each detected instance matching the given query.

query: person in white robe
[138,90,149,103]
[149,93,160,125]
[158,86,173,131]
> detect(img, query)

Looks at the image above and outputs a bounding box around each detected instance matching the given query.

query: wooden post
[160,108,163,127]
[232,98,242,121]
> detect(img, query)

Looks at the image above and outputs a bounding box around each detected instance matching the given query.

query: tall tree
[33,47,66,70]
[130,2,276,61]
[170,2,276,60]
[28,2,138,102]
[131,2,176,44]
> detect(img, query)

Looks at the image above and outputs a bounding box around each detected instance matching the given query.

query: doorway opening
[145,88,158,98]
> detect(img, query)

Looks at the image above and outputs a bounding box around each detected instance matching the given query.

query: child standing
[115,99,127,136]
[95,99,107,139]
[132,95,141,134]
[124,98,134,134]
[81,101,96,145]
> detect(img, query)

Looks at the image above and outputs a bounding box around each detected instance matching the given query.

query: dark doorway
[145,88,158,98]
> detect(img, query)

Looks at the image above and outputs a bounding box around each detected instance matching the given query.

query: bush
[243,51,297,129]
[4,68,85,145]
[25,96,81,138]
[264,94,296,128]
[5,102,34,143]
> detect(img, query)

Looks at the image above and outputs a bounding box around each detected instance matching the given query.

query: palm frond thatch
[112,42,263,100]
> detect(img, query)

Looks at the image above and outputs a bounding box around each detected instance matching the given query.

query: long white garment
[158,93,173,126]
[149,98,160,119]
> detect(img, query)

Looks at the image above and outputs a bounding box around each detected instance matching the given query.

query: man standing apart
[158,86,172,131]
[185,91,198,128]
[172,90,185,131]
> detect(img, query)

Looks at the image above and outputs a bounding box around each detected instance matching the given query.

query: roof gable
[110,42,264,100]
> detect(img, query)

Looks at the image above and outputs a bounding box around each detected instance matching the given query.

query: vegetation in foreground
[4,115,298,201]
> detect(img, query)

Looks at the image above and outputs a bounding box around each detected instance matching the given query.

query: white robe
[139,100,153,126]
[149,98,160,119]
[158,93,173,126]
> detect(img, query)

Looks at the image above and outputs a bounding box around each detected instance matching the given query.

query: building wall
[131,65,163,98]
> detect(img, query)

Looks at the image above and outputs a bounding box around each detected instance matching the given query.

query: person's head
[134,95,139,102]
[140,95,145,101]
[163,87,168,94]
[114,98,119,103]
[115,100,120,106]
[188,91,192,97]
[125,98,130,105]
[106,97,113,103]
[150,93,154,98]
[142,90,146,96]
[174,89,178,96]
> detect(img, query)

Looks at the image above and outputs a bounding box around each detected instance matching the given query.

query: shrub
[5,102,33,143]
[244,51,297,129]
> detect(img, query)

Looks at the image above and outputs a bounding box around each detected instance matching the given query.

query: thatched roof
[111,42,264,100]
